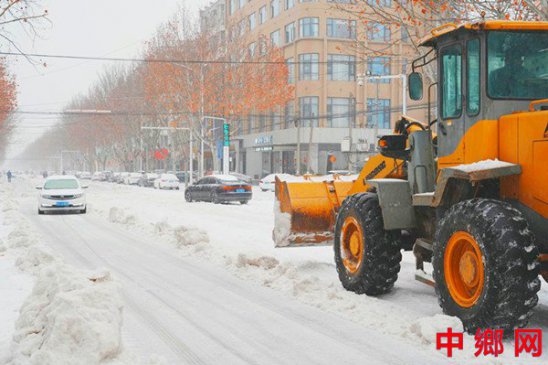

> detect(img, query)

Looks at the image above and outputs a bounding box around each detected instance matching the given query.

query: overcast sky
[4,0,212,165]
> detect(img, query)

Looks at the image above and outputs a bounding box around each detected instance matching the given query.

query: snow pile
[108,207,136,225]
[173,225,209,248]
[272,201,291,247]
[15,246,59,275]
[408,314,463,345]
[9,266,124,365]
[452,159,515,172]
[236,254,279,270]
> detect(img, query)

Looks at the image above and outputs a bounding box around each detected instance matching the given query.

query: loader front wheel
[334,193,402,295]
[433,199,541,334]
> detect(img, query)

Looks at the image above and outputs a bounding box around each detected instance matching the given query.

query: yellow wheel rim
[341,216,364,274]
[444,231,485,308]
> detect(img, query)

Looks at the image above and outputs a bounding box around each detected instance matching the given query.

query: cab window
[467,39,480,116]
[441,44,462,119]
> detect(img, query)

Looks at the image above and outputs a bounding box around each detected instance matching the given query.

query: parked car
[229,172,254,185]
[117,172,129,184]
[91,171,105,181]
[259,173,296,192]
[154,173,180,190]
[80,171,92,180]
[138,173,158,187]
[36,175,88,214]
[185,175,252,204]
[124,172,142,185]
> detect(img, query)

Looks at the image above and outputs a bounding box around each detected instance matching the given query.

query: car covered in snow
[36,175,87,214]
[154,173,180,190]
[80,171,92,180]
[124,172,142,185]
[138,173,158,187]
[259,173,296,192]
[185,174,251,204]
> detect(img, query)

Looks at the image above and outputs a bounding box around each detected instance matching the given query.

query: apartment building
[223,0,428,178]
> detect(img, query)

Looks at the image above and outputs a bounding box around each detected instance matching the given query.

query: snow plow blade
[273,177,354,247]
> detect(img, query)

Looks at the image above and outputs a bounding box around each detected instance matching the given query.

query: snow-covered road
[20,194,444,365]
[12,179,547,364]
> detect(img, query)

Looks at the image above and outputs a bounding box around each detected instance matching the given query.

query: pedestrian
[7,170,12,183]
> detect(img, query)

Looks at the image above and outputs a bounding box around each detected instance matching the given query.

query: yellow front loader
[273,21,548,334]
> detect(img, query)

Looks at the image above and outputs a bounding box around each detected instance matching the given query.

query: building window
[368,57,390,83]
[230,0,237,15]
[285,101,295,128]
[271,0,280,18]
[286,0,295,9]
[327,97,355,127]
[401,25,410,43]
[271,111,282,130]
[249,42,256,57]
[299,17,319,38]
[367,0,391,6]
[327,19,356,39]
[300,0,317,2]
[259,114,267,132]
[299,53,319,80]
[285,22,296,43]
[259,6,267,24]
[367,98,391,129]
[249,13,256,31]
[299,96,319,127]
[248,115,255,133]
[328,0,354,3]
[368,22,391,42]
[239,0,246,9]
[327,54,355,81]
[286,58,295,83]
[270,29,281,47]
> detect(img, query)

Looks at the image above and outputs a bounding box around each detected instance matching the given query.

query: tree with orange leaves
[143,8,294,171]
[0,58,17,160]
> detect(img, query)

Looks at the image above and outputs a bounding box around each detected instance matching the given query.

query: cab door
[437,42,465,167]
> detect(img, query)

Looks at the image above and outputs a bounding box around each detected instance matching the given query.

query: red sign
[154,148,169,160]
[475,329,504,357]
[436,328,463,357]
[515,329,543,357]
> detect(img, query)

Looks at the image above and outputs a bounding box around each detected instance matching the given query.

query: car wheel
[176,187,180,190]
[80,207,87,214]
[240,200,248,205]
[185,190,192,202]
[38,209,44,215]
[210,191,219,204]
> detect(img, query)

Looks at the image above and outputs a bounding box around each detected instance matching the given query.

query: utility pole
[201,116,228,174]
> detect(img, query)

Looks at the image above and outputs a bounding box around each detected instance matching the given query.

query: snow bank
[272,201,291,247]
[408,314,463,345]
[9,267,123,365]
[108,207,136,225]
[173,225,209,248]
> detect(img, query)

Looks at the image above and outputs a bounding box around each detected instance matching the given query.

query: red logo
[515,329,542,357]
[436,327,464,357]
[474,328,504,357]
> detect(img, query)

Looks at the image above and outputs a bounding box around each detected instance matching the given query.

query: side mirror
[408,72,423,100]
[81,185,89,189]
[35,186,43,190]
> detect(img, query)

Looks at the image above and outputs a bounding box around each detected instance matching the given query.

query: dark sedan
[185,175,252,204]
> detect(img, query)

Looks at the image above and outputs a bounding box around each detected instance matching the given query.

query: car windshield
[44,179,79,190]
[487,31,548,99]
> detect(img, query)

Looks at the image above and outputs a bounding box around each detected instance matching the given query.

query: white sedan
[154,173,180,190]
[37,175,88,214]
[259,173,296,192]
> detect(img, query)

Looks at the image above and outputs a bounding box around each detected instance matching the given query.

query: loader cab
[409,21,548,166]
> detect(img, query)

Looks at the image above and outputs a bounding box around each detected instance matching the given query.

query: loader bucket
[273,177,354,247]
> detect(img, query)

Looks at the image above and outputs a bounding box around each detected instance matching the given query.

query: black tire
[334,193,402,295]
[185,190,192,202]
[80,207,87,214]
[433,198,541,334]
[240,200,248,205]
[38,209,44,215]
[210,191,219,204]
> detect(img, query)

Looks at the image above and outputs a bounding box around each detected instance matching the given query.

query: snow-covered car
[259,173,295,192]
[138,173,158,187]
[80,171,92,180]
[36,175,87,214]
[153,174,180,190]
[124,172,142,185]
[91,171,105,181]
[185,175,251,204]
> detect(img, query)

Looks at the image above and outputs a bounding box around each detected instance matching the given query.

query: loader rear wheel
[334,193,402,295]
[433,199,541,334]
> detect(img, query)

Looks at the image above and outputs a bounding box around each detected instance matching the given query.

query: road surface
[21,200,445,365]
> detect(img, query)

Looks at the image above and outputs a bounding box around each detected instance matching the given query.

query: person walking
[6,170,12,183]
